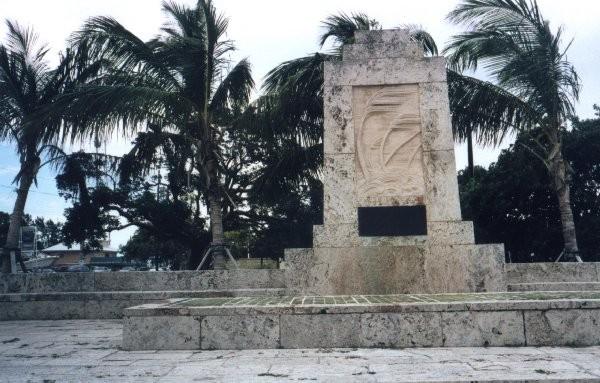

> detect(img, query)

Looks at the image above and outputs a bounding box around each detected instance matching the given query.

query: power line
[0,184,60,197]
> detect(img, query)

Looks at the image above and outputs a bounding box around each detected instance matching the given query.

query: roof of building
[41,242,118,253]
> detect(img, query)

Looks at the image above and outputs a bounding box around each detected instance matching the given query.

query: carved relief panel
[353,85,425,205]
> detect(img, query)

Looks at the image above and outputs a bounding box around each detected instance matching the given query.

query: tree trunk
[207,186,226,269]
[467,126,475,177]
[1,161,38,273]
[549,148,581,262]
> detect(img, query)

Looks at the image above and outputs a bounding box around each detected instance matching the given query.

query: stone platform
[123,291,600,350]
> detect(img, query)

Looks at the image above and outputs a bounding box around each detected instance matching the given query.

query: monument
[121,30,600,351]
[284,29,506,295]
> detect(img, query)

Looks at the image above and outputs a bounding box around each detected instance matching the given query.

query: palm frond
[448,69,541,145]
[319,12,380,48]
[445,0,580,126]
[210,58,254,119]
[402,24,439,56]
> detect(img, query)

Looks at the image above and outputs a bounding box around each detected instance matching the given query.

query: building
[40,241,119,268]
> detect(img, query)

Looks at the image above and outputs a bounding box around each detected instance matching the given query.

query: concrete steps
[0,288,286,320]
[509,282,600,292]
[506,263,600,292]
[122,291,600,350]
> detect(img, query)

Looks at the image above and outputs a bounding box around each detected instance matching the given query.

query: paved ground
[2,320,600,382]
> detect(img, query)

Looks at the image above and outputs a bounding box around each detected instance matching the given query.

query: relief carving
[353,85,425,203]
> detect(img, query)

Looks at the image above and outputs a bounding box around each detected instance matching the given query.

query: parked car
[32,268,55,273]
[118,266,136,272]
[67,264,90,272]
[92,266,111,272]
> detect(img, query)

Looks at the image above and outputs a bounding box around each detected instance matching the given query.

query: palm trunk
[1,162,37,273]
[467,126,474,177]
[207,183,226,269]
[549,149,581,261]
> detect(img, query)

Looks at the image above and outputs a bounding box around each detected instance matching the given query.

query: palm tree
[444,0,582,261]
[59,0,253,268]
[0,21,97,273]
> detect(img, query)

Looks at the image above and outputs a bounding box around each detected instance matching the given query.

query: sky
[0,0,598,248]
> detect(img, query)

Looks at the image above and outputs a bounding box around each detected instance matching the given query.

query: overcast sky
[0,0,598,248]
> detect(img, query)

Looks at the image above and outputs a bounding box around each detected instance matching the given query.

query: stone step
[122,291,600,351]
[0,269,286,293]
[0,288,286,321]
[505,262,600,284]
[508,282,600,292]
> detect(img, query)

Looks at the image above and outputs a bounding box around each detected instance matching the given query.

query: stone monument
[285,29,506,295]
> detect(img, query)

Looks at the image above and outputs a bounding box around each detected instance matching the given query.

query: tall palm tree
[444,0,582,261]
[0,20,97,273]
[59,0,253,268]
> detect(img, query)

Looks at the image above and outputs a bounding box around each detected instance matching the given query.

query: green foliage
[32,217,63,249]
[121,228,188,270]
[459,115,600,261]
[445,0,580,149]
[0,212,63,250]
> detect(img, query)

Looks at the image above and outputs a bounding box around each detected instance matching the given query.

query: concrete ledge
[0,288,285,320]
[509,282,600,292]
[506,263,600,284]
[122,292,600,350]
[0,269,286,293]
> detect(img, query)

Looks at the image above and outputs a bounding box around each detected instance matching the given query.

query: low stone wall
[505,263,600,292]
[0,270,286,294]
[0,270,287,321]
[0,289,285,320]
[506,262,600,283]
[505,262,600,283]
[122,294,600,350]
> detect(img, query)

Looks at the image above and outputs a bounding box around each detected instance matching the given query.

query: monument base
[122,292,600,350]
[284,244,506,295]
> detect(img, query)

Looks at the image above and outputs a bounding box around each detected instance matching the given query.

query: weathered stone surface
[14,320,600,381]
[427,221,475,245]
[505,263,600,284]
[360,312,443,347]
[309,246,427,295]
[424,244,506,293]
[354,29,418,46]
[420,82,454,152]
[525,309,600,346]
[323,85,354,154]
[385,57,446,84]
[326,58,446,87]
[283,248,315,294]
[509,281,600,292]
[441,311,525,347]
[0,270,287,294]
[322,154,356,224]
[0,300,85,321]
[200,315,279,350]
[281,314,360,348]
[0,272,95,294]
[313,223,427,248]
[343,41,423,61]
[423,149,462,221]
[122,315,200,350]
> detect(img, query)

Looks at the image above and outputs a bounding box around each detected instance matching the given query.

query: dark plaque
[358,205,427,237]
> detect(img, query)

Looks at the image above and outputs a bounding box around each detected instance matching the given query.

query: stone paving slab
[2,320,600,382]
